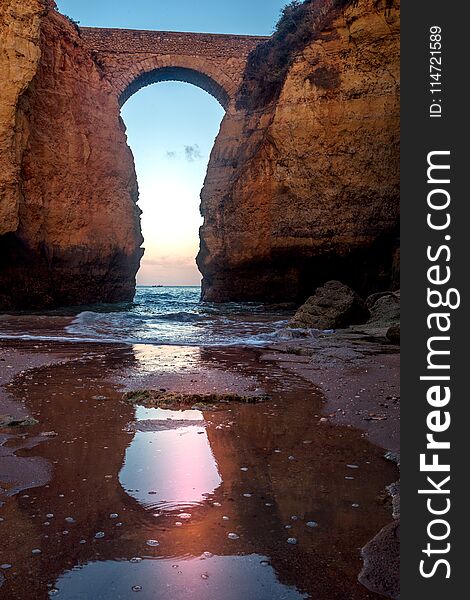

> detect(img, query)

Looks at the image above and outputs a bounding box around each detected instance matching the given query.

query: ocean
[0,286,294,347]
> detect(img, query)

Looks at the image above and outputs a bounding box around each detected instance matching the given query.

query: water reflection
[120,408,221,511]
[53,555,308,600]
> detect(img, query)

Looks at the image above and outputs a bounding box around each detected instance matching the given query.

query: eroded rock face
[0,4,143,309]
[289,280,369,329]
[198,0,400,302]
[0,0,48,236]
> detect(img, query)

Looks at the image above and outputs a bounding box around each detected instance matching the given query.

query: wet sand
[0,337,399,599]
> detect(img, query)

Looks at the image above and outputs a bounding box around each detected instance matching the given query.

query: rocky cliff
[0,2,142,309]
[0,0,399,309]
[198,0,400,302]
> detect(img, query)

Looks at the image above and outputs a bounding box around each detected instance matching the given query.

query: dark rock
[289,281,369,330]
[359,520,400,600]
[386,324,400,344]
[0,415,39,428]
[368,293,400,327]
[123,390,269,408]
[365,291,396,310]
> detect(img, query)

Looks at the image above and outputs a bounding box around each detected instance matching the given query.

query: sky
[56,0,288,285]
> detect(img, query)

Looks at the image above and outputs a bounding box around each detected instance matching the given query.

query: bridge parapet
[80,27,268,110]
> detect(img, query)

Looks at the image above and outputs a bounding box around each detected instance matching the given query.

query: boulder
[386,324,400,344]
[359,520,400,600]
[289,281,369,330]
[365,291,397,310]
[367,293,400,327]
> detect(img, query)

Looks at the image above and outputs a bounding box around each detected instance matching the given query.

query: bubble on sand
[306,521,318,528]
[287,538,297,545]
[132,585,142,592]
[95,532,105,539]
[130,557,143,563]
[109,513,119,519]
[227,533,239,540]
[146,539,160,547]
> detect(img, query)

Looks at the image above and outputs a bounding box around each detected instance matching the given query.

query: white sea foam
[0,286,291,347]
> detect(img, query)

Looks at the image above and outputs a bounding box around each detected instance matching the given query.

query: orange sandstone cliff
[198,0,400,302]
[0,1,142,309]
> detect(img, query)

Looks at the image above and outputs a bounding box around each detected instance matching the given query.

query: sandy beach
[0,329,399,599]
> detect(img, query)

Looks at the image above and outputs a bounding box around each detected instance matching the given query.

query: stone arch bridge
[80,27,268,111]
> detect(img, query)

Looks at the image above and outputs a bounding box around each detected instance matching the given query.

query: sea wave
[0,286,294,347]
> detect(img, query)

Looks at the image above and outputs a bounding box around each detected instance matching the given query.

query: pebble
[306,521,318,528]
[288,456,295,461]
[352,503,360,508]
[130,557,142,563]
[201,573,210,580]
[202,551,213,559]
[109,513,119,519]
[243,493,252,498]
[65,517,75,524]
[222,516,230,521]
[213,502,221,507]
[227,533,239,540]
[0,564,12,570]
[240,467,248,471]
[49,589,59,596]
[177,513,191,520]
[347,464,359,469]
[31,549,41,555]
[287,538,297,545]
[46,513,54,518]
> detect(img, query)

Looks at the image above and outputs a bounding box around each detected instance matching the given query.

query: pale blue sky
[56,0,287,284]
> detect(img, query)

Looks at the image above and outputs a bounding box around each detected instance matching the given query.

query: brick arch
[79,27,267,114]
[117,59,235,110]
